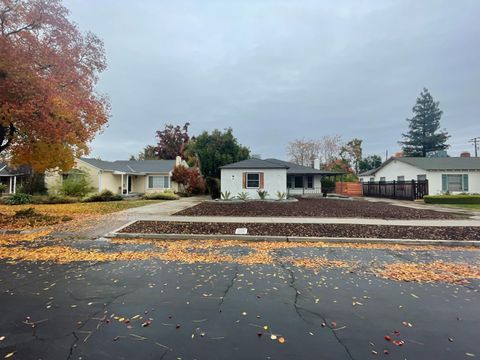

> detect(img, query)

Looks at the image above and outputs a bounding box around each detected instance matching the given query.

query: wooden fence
[362,180,428,201]
[335,182,363,197]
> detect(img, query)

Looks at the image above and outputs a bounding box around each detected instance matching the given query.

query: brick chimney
[460,151,471,158]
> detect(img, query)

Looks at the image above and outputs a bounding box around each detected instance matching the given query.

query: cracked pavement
[0,239,479,360]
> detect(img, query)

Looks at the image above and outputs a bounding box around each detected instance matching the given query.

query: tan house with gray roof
[45,156,188,195]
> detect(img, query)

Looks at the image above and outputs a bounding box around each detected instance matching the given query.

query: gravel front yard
[119,221,480,240]
[174,198,461,219]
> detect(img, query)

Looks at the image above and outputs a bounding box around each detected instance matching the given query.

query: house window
[246,173,260,188]
[417,174,427,181]
[397,176,405,182]
[380,177,386,182]
[443,174,468,192]
[148,175,170,189]
[307,176,313,189]
[294,176,304,188]
[369,177,374,182]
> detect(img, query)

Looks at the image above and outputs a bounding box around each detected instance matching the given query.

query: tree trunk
[0,123,15,153]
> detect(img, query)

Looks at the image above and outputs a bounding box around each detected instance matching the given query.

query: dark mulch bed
[173,198,462,220]
[120,221,480,240]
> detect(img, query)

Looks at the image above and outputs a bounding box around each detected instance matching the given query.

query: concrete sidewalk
[141,215,480,227]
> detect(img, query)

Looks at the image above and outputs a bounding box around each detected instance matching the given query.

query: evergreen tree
[359,155,382,172]
[400,88,450,157]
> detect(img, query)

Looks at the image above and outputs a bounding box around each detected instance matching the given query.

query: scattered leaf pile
[376,261,480,284]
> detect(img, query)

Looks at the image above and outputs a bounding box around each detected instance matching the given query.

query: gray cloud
[65,0,480,160]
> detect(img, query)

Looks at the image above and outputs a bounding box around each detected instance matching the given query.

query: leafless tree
[287,135,342,167]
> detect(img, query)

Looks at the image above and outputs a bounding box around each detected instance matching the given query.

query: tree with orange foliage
[0,0,109,171]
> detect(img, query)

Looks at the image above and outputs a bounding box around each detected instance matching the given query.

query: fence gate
[362,180,428,201]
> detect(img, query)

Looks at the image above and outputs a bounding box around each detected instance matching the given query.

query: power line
[469,137,480,157]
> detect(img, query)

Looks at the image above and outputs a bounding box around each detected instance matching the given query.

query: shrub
[187,168,206,195]
[424,195,480,204]
[83,190,123,202]
[171,165,190,192]
[4,193,32,205]
[221,191,232,200]
[237,191,249,201]
[60,172,92,197]
[17,173,47,195]
[31,195,79,204]
[257,189,268,200]
[276,191,286,200]
[205,177,221,199]
[0,183,7,195]
[14,207,38,218]
[321,178,335,193]
[143,191,179,200]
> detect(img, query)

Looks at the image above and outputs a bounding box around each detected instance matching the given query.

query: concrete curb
[104,231,480,247]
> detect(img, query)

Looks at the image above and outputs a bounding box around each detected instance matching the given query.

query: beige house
[45,156,188,195]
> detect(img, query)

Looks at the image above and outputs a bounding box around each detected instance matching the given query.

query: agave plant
[221,191,232,200]
[257,189,269,200]
[237,191,249,201]
[276,191,286,200]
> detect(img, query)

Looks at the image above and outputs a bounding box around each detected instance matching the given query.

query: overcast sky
[65,0,480,161]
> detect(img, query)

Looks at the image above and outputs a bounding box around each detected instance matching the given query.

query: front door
[127,176,132,193]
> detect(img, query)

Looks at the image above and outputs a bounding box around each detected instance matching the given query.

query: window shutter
[441,174,447,191]
[260,172,264,189]
[242,173,246,189]
[463,174,469,192]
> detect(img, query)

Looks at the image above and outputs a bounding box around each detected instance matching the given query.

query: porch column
[9,177,12,194]
[121,174,124,194]
[13,176,16,194]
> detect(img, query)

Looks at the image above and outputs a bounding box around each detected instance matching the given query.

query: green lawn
[441,204,480,210]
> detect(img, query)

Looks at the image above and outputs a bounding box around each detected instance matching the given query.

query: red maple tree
[0,0,109,171]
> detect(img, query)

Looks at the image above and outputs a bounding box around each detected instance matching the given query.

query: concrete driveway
[54,196,208,240]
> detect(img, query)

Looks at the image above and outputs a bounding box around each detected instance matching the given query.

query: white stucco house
[359,157,480,195]
[45,156,188,195]
[220,158,341,199]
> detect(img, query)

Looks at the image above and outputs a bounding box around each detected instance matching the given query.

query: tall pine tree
[400,88,450,157]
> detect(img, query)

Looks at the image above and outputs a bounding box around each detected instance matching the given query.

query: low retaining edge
[104,231,480,247]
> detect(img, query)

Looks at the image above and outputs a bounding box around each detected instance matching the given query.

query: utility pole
[469,137,480,157]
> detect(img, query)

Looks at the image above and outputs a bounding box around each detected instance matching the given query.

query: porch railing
[287,187,324,195]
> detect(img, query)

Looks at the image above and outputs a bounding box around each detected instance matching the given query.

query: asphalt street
[0,239,479,360]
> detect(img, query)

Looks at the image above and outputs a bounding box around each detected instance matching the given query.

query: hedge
[143,192,179,200]
[423,195,480,204]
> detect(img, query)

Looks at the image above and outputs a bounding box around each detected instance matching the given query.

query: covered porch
[107,172,173,195]
[0,175,18,195]
[286,172,343,196]
[111,172,147,195]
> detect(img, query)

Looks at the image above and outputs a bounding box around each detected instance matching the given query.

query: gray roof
[220,158,288,169]
[0,163,21,176]
[79,158,176,173]
[360,157,480,176]
[220,158,343,175]
[264,158,343,175]
[358,168,378,177]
